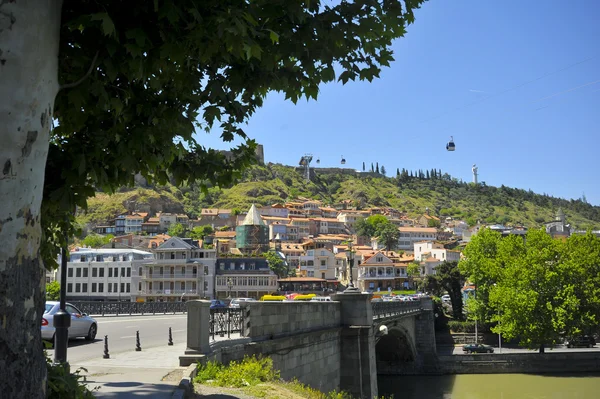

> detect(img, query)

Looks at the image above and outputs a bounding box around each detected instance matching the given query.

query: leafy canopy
[189,225,214,240]
[263,251,288,279]
[460,228,600,352]
[42,0,426,268]
[46,281,61,301]
[167,223,186,237]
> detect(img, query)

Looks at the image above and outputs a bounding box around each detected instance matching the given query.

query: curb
[172,364,198,398]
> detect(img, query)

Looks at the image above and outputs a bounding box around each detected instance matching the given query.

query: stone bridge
[180,293,436,399]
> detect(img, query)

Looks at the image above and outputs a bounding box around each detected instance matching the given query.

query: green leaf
[91,12,116,38]
[268,30,279,44]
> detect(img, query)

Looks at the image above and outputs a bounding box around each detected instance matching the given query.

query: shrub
[46,355,97,399]
[195,356,279,388]
[448,320,476,333]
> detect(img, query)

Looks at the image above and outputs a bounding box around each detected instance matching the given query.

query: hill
[77,163,600,230]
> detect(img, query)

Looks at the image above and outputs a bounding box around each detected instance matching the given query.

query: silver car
[42,301,98,342]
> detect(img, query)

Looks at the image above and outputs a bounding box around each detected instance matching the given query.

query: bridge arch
[375,319,417,364]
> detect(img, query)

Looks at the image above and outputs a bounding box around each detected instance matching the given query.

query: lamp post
[227,277,233,299]
[344,241,360,293]
[53,244,71,365]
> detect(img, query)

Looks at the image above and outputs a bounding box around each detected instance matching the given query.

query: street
[442,345,600,355]
[46,314,188,364]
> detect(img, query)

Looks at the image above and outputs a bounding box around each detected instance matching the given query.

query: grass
[194,356,394,399]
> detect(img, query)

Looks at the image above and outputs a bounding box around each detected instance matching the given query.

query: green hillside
[77,163,600,230]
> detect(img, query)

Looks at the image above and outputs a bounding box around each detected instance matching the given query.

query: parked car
[210,299,227,309]
[566,335,596,348]
[229,298,257,308]
[463,343,494,354]
[42,301,98,343]
[310,296,332,302]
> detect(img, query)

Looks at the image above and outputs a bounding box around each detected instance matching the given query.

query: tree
[396,168,400,177]
[363,162,366,172]
[46,281,61,301]
[354,214,389,239]
[377,223,399,251]
[167,223,186,238]
[1,1,425,395]
[427,218,441,228]
[264,251,288,279]
[81,233,113,248]
[189,225,214,240]
[433,261,464,320]
[407,262,422,290]
[376,162,380,174]
[371,163,375,173]
[460,228,600,353]
[380,165,386,176]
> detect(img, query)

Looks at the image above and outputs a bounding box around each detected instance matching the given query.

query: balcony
[140,289,199,295]
[142,273,199,280]
[151,258,190,265]
[358,272,397,280]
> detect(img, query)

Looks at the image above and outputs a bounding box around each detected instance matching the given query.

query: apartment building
[397,227,437,250]
[215,257,278,299]
[298,248,336,279]
[58,248,154,301]
[134,237,217,302]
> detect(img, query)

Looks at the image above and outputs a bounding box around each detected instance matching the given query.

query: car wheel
[488,350,493,353]
[85,324,97,341]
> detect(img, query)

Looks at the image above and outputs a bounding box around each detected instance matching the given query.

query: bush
[448,320,476,333]
[195,356,279,388]
[46,355,97,399]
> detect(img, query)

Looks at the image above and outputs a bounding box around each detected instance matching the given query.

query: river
[378,373,600,398]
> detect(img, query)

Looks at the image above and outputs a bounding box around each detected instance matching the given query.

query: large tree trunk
[0,1,62,397]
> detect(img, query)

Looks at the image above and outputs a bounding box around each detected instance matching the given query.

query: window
[138,282,142,291]
[82,283,88,292]
[181,282,185,290]
[320,251,326,256]
[99,268,104,277]
[96,255,102,262]
[127,268,131,277]
[75,283,81,293]
[204,281,208,291]
[126,283,130,293]
[80,255,86,262]
[113,283,118,292]
[121,267,126,277]
[76,268,81,277]
[68,268,73,278]
[83,268,88,278]
[67,283,73,293]
[121,283,125,293]
[171,252,175,259]
[113,267,118,277]
[108,268,113,278]
[108,284,112,293]
[204,266,209,275]
[98,283,104,293]
[321,260,326,266]
[92,268,97,277]
[321,272,325,279]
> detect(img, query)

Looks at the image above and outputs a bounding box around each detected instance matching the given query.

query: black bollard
[135,330,142,351]
[168,327,173,346]
[103,335,110,359]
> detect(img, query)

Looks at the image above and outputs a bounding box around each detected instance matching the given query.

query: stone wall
[438,352,600,374]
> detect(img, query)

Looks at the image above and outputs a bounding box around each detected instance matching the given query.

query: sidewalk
[75,343,187,398]
[76,333,242,398]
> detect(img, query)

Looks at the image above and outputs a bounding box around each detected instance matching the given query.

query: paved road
[441,345,600,355]
[47,314,187,364]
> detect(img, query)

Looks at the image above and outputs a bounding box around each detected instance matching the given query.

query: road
[46,314,188,364]
[441,345,600,355]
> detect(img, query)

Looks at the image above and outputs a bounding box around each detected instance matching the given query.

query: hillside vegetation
[77,164,600,230]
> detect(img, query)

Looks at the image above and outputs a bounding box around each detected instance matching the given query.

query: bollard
[135,330,142,351]
[168,327,173,346]
[103,335,110,359]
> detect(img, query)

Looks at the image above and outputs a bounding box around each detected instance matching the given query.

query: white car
[229,298,257,308]
[42,301,98,343]
[310,297,332,302]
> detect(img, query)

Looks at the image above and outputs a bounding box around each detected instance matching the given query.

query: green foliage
[460,229,600,352]
[167,222,186,237]
[46,356,96,399]
[46,281,61,301]
[431,261,465,320]
[264,251,288,279]
[42,0,427,270]
[448,320,476,333]
[427,218,441,228]
[82,233,113,248]
[189,225,214,240]
[195,356,279,388]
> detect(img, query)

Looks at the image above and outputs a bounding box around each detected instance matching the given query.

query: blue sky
[195,0,600,205]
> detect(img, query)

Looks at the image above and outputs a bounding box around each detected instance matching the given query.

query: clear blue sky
[195,0,600,205]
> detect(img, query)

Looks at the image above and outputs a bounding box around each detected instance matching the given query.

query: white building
[414,241,461,276]
[397,227,437,250]
[58,248,154,301]
[298,248,336,279]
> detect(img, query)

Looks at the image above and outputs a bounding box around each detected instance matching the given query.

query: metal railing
[372,300,423,320]
[209,308,244,339]
[141,289,199,295]
[70,301,187,316]
[143,273,199,279]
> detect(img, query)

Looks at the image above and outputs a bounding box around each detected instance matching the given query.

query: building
[298,248,337,280]
[214,256,278,299]
[134,237,217,302]
[397,227,437,250]
[544,208,571,239]
[235,204,269,255]
[124,212,147,234]
[57,248,154,301]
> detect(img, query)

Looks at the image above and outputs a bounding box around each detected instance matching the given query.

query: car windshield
[44,303,55,314]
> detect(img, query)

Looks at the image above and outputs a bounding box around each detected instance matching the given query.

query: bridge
[179,293,436,399]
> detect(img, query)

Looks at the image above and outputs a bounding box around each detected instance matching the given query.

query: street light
[344,241,360,293]
[227,278,233,299]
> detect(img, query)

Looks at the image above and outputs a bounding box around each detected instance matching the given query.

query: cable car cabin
[446,136,456,151]
[340,156,346,165]
[316,158,320,164]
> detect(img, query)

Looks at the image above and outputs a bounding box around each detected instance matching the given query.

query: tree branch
[59,51,99,91]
